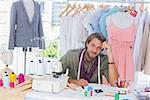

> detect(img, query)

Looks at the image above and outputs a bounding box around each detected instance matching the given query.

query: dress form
[23,0,34,23]
[22,0,35,75]
[106,12,134,29]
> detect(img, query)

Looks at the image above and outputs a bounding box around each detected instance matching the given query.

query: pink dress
[107,17,136,81]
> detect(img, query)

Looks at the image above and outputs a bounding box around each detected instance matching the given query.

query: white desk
[25,84,137,100]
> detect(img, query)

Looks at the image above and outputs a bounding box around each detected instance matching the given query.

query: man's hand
[102,41,112,55]
[68,79,88,86]
[102,41,119,86]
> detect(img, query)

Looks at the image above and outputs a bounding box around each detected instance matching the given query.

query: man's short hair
[85,33,106,47]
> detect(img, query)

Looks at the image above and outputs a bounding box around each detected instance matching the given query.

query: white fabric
[82,12,94,35]
[135,11,142,29]
[71,16,83,49]
[60,16,70,56]
[133,11,148,69]
[0,50,13,65]
[60,15,88,56]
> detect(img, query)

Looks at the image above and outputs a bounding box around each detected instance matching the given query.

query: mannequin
[22,0,34,74]
[9,0,45,50]
[23,0,34,23]
[106,12,134,29]
[9,0,45,74]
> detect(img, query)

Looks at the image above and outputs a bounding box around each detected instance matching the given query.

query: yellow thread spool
[10,72,17,82]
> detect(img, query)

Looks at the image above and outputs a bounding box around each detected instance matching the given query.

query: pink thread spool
[10,82,14,88]
[0,79,3,87]
[18,73,25,84]
[90,90,93,96]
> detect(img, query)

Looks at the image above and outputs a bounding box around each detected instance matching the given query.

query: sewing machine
[32,75,69,93]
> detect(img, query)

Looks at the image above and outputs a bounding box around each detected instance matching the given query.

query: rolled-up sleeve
[100,55,109,82]
[60,49,80,80]
[60,50,72,74]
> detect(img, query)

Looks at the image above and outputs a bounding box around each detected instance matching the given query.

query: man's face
[86,38,102,60]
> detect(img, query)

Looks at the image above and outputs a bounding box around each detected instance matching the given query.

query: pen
[114,81,119,87]
[123,80,126,88]
[118,78,120,87]
[120,81,122,88]
[81,86,84,89]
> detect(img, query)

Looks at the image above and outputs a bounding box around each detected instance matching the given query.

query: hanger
[59,4,72,17]
[144,6,148,12]
[72,4,82,16]
[104,4,110,9]
[99,3,104,8]
[83,4,95,13]
[89,4,95,11]
[140,4,147,12]
[74,4,87,14]
[65,3,78,16]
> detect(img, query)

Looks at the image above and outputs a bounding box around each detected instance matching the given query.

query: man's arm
[60,50,89,86]
[59,51,71,74]
[102,41,119,86]
[68,79,88,86]
[107,52,119,86]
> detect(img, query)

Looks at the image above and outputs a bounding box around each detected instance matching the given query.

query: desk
[0,80,32,100]
[25,84,137,100]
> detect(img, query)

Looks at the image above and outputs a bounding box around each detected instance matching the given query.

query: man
[60,33,118,86]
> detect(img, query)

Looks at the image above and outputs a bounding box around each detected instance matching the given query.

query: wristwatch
[108,62,115,64]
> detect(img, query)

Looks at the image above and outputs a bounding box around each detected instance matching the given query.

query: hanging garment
[82,8,109,35]
[138,15,150,74]
[60,15,87,56]
[72,15,86,49]
[99,6,120,39]
[60,16,73,55]
[133,11,148,70]
[135,11,142,29]
[144,22,150,74]
[0,50,13,65]
[60,16,68,56]
[107,13,136,81]
[8,0,45,50]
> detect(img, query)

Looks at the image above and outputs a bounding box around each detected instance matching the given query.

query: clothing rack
[67,0,150,4]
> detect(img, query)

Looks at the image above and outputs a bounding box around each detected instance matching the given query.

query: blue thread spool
[3,74,10,88]
[87,85,93,91]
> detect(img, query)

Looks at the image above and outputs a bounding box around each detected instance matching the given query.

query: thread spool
[10,82,14,88]
[45,60,52,75]
[36,60,44,75]
[18,73,25,84]
[2,65,13,76]
[0,79,3,87]
[3,74,10,88]
[3,71,8,76]
[90,90,93,96]
[54,61,62,73]
[29,60,35,75]
[115,93,119,100]
[87,85,93,91]
[10,72,17,82]
[64,69,69,76]
[84,91,88,97]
